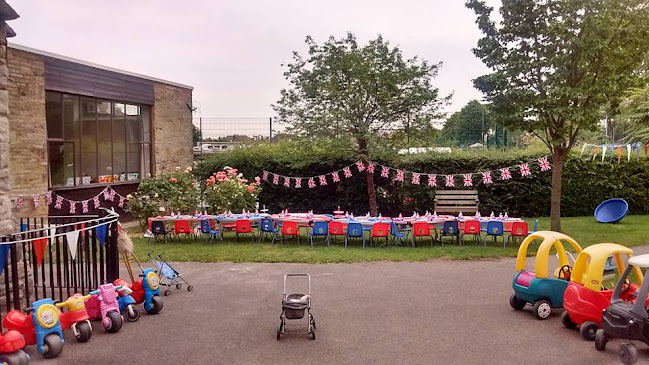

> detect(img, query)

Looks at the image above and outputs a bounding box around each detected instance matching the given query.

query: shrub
[204,166,261,213]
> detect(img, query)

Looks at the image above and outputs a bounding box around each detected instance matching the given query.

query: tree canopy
[441,100,492,146]
[466,0,649,230]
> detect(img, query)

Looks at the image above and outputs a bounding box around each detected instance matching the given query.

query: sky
[10,0,500,133]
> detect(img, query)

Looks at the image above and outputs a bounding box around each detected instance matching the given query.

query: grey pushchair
[277,274,316,340]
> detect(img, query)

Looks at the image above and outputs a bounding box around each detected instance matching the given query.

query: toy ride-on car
[562,243,642,341]
[595,254,649,364]
[510,231,582,319]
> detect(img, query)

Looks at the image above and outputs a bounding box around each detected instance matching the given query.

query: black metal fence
[0,210,119,316]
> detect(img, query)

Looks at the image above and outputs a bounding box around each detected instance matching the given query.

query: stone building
[6,43,193,218]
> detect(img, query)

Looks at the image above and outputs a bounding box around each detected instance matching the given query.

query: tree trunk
[357,137,378,216]
[550,150,565,232]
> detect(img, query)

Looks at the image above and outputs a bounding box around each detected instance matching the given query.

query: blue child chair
[200,219,222,244]
[390,221,409,247]
[309,221,329,248]
[484,221,505,247]
[150,220,171,243]
[259,218,279,243]
[345,222,366,249]
[439,220,460,246]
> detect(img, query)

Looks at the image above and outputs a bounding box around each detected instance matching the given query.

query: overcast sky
[10,0,499,130]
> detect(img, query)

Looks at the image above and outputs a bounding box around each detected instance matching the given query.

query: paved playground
[31,246,649,365]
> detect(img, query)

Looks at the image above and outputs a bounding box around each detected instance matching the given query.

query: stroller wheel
[176,284,182,290]
[164,289,172,296]
[276,327,281,340]
[311,331,316,340]
[187,285,194,292]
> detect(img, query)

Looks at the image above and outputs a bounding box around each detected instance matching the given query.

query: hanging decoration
[69,201,76,214]
[93,196,100,209]
[24,186,129,212]
[82,200,89,213]
[33,237,48,267]
[45,191,52,206]
[0,245,10,276]
[32,194,40,209]
[15,195,24,211]
[262,171,269,181]
[578,141,649,164]
[65,229,80,260]
[96,223,108,248]
[262,157,551,189]
[118,197,125,208]
[54,196,63,210]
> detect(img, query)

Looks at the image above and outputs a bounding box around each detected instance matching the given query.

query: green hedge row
[194,142,649,218]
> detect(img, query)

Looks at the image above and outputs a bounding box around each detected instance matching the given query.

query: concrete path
[31,245,649,364]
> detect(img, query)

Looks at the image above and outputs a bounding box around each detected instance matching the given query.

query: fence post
[269,117,273,141]
[200,117,203,156]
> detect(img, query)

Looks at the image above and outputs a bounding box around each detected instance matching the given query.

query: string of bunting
[14,186,127,213]
[577,140,649,163]
[262,156,552,189]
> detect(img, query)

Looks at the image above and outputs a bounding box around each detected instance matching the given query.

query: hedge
[194,142,649,218]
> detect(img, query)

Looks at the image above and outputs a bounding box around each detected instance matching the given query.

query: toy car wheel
[76,321,92,342]
[147,295,163,314]
[533,300,552,320]
[126,305,141,322]
[619,343,638,365]
[561,311,577,329]
[509,294,526,311]
[595,329,608,351]
[580,321,599,341]
[106,311,123,333]
[42,334,63,359]
[164,289,172,296]
[176,284,182,289]
[187,285,194,292]
[0,350,30,365]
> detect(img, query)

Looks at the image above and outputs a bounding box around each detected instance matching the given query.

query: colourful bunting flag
[411,173,420,185]
[82,200,89,213]
[283,176,290,188]
[500,167,512,180]
[32,194,40,209]
[103,188,111,201]
[96,224,107,248]
[318,175,327,186]
[380,166,389,178]
[65,229,80,260]
[519,163,531,177]
[538,157,551,171]
[427,174,437,187]
[33,237,48,267]
[332,171,340,182]
[308,178,316,188]
[93,196,100,209]
[262,171,269,181]
[0,245,9,277]
[15,196,24,210]
[367,163,375,174]
[356,161,365,172]
[395,170,405,182]
[343,166,352,178]
[45,191,52,206]
[69,201,76,214]
[54,196,63,209]
[118,197,125,208]
[481,171,492,184]
[445,175,454,187]
[294,178,302,188]
[463,174,473,187]
[272,174,279,185]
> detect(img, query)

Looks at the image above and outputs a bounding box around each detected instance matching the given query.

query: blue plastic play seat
[309,221,329,248]
[594,198,629,223]
[345,222,366,249]
[259,218,279,243]
[439,220,460,246]
[484,221,505,248]
[200,219,222,244]
[390,221,409,247]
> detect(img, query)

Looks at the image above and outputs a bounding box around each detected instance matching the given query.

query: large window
[46,91,152,187]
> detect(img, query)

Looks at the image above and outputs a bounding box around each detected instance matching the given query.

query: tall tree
[274,33,449,215]
[192,124,202,146]
[442,100,492,146]
[466,0,649,230]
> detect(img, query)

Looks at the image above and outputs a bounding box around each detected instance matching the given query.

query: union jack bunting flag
[356,161,365,172]
[367,163,375,174]
[332,171,340,182]
[500,167,512,180]
[283,176,290,187]
[272,174,279,185]
[519,163,531,177]
[380,166,389,178]
[262,171,269,181]
[411,173,420,185]
[463,174,473,187]
[445,175,454,187]
[319,175,327,186]
[538,157,551,171]
[343,166,352,178]
[428,174,437,187]
[308,178,316,188]
[294,178,302,188]
[395,170,405,182]
[481,171,493,184]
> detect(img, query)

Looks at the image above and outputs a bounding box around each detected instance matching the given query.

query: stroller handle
[283,273,311,296]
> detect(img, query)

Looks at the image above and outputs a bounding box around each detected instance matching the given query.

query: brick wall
[7,47,48,217]
[152,82,193,174]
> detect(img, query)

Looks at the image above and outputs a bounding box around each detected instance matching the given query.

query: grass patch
[129,215,649,263]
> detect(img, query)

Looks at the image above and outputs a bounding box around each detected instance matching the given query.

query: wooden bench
[433,190,479,214]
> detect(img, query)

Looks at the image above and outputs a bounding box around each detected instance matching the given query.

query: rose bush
[204,166,261,213]
[126,168,200,228]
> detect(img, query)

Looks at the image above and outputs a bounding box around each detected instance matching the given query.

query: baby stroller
[149,252,194,296]
[277,273,316,340]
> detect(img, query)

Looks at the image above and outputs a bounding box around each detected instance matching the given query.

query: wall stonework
[152,82,193,174]
[7,47,48,217]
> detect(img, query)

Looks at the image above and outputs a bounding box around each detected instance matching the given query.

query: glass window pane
[141,106,151,142]
[97,100,112,183]
[81,98,97,184]
[63,95,80,179]
[126,107,140,181]
[125,104,138,116]
[141,142,151,179]
[48,142,75,187]
[113,103,126,182]
[46,92,62,139]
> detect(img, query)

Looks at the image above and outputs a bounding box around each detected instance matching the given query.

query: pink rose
[169,177,178,183]
[247,185,255,193]
[227,169,238,176]
[254,176,261,183]
[224,177,230,183]
[241,179,248,184]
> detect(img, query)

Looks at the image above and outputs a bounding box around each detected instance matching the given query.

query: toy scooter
[0,330,30,364]
[2,298,64,359]
[114,267,163,314]
[85,283,123,333]
[116,286,140,322]
[55,293,92,342]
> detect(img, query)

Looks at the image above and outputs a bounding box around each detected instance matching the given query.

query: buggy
[149,252,194,296]
[277,274,316,340]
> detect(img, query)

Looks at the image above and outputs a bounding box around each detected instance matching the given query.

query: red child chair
[281,221,300,244]
[507,221,529,245]
[327,221,345,246]
[412,222,436,247]
[235,219,255,242]
[462,220,482,245]
[370,222,390,247]
[174,220,194,241]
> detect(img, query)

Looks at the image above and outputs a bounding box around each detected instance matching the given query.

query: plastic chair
[235,219,255,242]
[439,220,461,246]
[200,219,222,244]
[327,221,345,246]
[345,222,366,249]
[281,221,300,244]
[507,221,529,245]
[150,220,171,242]
[412,222,435,247]
[174,220,194,240]
[462,220,482,245]
[259,218,279,244]
[370,222,390,247]
[390,221,409,247]
[309,221,329,248]
[484,221,505,247]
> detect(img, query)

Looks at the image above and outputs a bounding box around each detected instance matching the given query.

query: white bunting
[45,224,58,243]
[601,146,606,162]
[628,144,632,162]
[65,230,80,260]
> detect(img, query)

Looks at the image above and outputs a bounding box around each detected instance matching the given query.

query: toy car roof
[582,243,633,257]
[629,254,649,268]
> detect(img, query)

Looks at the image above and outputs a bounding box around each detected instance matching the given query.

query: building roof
[8,42,193,90]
